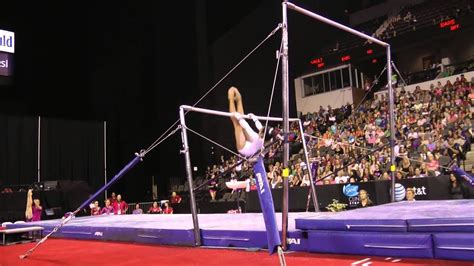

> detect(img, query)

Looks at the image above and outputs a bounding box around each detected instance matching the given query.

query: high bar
[180,105,300,122]
[286,2,389,48]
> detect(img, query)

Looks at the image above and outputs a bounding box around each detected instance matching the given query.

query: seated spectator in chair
[100,199,114,215]
[113,194,128,215]
[449,173,469,199]
[162,202,173,214]
[132,204,143,214]
[405,188,416,202]
[25,189,42,222]
[170,191,182,204]
[148,201,162,214]
[358,189,374,208]
[91,201,101,216]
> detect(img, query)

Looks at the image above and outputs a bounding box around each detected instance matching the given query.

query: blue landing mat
[7,201,474,261]
[295,200,474,232]
[295,200,474,261]
[7,212,314,251]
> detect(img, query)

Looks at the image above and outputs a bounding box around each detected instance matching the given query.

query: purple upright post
[252,156,282,254]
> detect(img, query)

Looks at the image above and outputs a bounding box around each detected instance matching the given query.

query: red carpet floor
[0,239,472,266]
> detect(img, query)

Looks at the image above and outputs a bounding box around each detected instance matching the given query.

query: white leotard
[237,116,264,157]
[239,137,264,157]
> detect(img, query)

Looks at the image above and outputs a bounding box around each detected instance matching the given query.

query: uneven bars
[286,2,389,47]
[180,105,300,122]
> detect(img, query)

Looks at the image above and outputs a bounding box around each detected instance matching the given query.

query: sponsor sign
[0,29,14,53]
[0,52,12,76]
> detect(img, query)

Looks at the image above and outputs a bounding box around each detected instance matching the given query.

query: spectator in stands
[25,189,42,222]
[411,168,426,178]
[300,173,311,186]
[334,170,349,184]
[358,189,374,208]
[91,201,101,216]
[170,191,182,204]
[426,153,440,175]
[290,168,302,187]
[162,202,173,214]
[132,204,143,214]
[395,171,405,180]
[419,163,429,176]
[113,194,128,215]
[248,174,257,191]
[446,137,463,164]
[405,188,416,202]
[381,172,390,180]
[100,199,114,215]
[399,157,412,176]
[270,172,283,189]
[148,201,161,214]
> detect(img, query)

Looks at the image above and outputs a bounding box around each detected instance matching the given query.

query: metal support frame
[179,105,306,251]
[179,107,201,246]
[297,120,319,211]
[281,1,291,251]
[104,121,108,201]
[37,116,41,183]
[282,1,396,249]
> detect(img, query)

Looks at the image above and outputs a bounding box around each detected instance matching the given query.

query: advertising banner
[0,52,13,76]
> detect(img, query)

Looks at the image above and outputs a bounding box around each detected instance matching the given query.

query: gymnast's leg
[228,87,246,150]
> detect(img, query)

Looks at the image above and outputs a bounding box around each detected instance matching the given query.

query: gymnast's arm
[248,113,263,131]
[237,115,258,137]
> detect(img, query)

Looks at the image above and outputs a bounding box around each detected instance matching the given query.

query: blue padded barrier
[433,233,474,261]
[296,218,407,232]
[307,231,433,258]
[200,230,309,252]
[407,218,474,233]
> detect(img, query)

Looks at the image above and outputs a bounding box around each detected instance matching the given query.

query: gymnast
[228,86,264,157]
[229,87,282,255]
[25,189,42,222]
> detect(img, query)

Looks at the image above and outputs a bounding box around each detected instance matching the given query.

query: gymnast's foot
[228,87,237,101]
[234,88,242,101]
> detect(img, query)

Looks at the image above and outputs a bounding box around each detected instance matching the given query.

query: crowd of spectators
[90,192,129,216]
[88,191,179,216]
[200,74,473,201]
